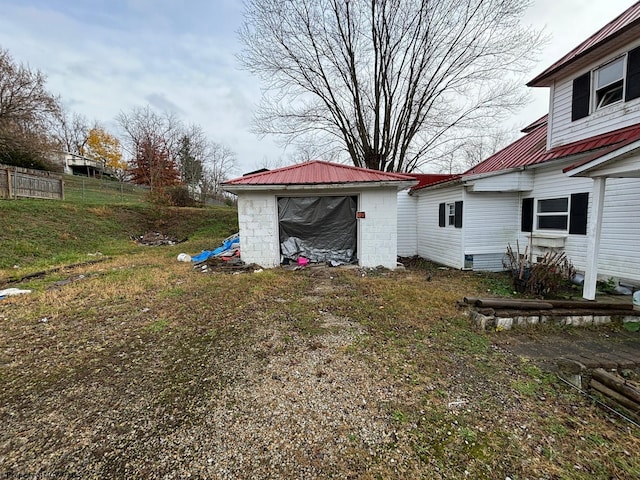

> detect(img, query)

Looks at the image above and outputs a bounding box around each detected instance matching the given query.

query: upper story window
[594,57,624,109]
[572,46,640,121]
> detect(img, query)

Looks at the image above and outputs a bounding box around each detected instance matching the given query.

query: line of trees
[0,46,237,202]
[116,106,237,202]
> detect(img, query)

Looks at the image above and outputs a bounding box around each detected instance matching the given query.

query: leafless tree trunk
[240,0,543,172]
[200,143,237,202]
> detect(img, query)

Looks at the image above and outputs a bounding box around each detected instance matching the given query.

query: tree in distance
[0,46,60,170]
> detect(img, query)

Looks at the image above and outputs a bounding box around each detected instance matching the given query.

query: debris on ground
[189,233,240,263]
[0,288,32,300]
[47,274,94,290]
[132,232,184,246]
[177,253,192,262]
[195,257,262,274]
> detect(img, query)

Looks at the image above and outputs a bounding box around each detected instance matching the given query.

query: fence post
[6,168,12,199]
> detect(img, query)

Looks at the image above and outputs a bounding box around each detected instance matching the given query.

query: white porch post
[583,177,606,300]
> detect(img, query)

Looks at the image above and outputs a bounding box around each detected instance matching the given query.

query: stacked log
[590,368,640,422]
[462,297,637,330]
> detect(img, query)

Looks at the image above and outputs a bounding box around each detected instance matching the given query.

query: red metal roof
[528,2,640,86]
[407,173,458,190]
[463,116,549,175]
[223,160,415,186]
[563,123,640,172]
[464,117,640,178]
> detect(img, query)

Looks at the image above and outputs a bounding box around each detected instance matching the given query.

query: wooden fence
[0,164,64,200]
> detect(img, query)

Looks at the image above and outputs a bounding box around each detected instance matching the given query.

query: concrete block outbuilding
[223,161,417,269]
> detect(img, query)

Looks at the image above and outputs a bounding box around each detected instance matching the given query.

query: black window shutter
[626,46,640,101]
[438,203,445,227]
[521,198,534,232]
[454,201,463,228]
[569,192,589,235]
[572,72,591,121]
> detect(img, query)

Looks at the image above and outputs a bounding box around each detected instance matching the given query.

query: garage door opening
[278,196,357,264]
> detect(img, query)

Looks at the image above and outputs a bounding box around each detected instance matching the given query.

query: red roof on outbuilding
[223,160,415,186]
[528,1,640,86]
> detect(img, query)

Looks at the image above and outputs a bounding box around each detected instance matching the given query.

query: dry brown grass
[1,254,638,479]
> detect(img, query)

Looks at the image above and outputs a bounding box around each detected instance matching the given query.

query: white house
[50,152,115,178]
[402,2,640,299]
[223,161,416,269]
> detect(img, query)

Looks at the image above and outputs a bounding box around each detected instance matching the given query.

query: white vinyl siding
[396,190,418,257]
[549,40,640,149]
[516,163,592,269]
[416,186,463,269]
[516,161,640,284]
[463,192,520,271]
[597,177,640,282]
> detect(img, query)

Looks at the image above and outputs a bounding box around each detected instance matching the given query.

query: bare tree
[176,123,208,194]
[199,142,237,201]
[239,0,543,172]
[116,105,183,189]
[50,108,91,155]
[0,46,60,169]
[432,126,518,174]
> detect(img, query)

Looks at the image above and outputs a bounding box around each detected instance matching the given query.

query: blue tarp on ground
[191,234,240,263]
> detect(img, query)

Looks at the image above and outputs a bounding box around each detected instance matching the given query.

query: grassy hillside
[62,175,149,204]
[0,197,238,277]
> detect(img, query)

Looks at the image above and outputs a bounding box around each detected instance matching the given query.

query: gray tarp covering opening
[278,196,357,264]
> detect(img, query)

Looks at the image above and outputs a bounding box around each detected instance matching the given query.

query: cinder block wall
[237,192,279,267]
[358,189,399,268]
[237,188,400,269]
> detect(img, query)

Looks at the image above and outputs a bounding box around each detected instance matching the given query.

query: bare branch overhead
[239,0,543,172]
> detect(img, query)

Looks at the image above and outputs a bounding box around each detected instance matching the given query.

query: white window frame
[592,56,626,111]
[535,197,569,232]
[447,202,455,226]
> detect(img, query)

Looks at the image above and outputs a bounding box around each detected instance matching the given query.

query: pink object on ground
[297,257,309,266]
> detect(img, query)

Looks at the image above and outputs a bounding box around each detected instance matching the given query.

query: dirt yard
[1,256,639,479]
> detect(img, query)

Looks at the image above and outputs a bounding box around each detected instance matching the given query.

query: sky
[0,0,637,175]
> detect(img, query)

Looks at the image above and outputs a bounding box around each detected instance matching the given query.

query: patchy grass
[62,175,149,205]
[0,203,639,478]
[0,198,237,276]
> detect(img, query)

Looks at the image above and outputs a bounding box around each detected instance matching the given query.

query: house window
[447,203,455,225]
[525,193,588,234]
[438,201,463,228]
[594,57,624,110]
[537,197,568,230]
[571,46,640,121]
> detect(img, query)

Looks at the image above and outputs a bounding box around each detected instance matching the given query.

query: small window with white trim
[447,203,455,226]
[593,57,625,110]
[536,197,568,231]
